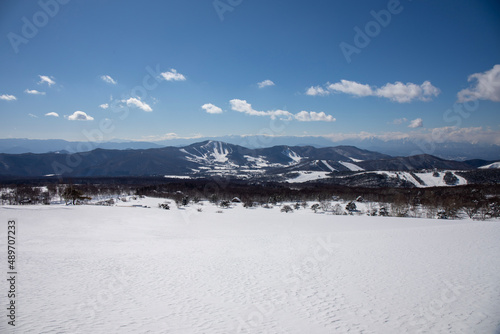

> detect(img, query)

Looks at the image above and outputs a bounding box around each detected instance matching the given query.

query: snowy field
[1,197,500,333]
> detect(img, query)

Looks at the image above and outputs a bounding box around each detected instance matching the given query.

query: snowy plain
[1,197,499,334]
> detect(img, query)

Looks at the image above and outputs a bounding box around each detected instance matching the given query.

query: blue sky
[0,0,499,145]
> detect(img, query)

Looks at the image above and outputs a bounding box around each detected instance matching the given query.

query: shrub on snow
[311,203,320,213]
[345,201,357,212]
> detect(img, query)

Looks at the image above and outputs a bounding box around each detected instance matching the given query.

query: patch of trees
[443,172,459,185]
[0,185,49,205]
[62,185,92,205]
[1,177,499,220]
[456,169,500,185]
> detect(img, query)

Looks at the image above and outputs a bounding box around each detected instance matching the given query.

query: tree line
[1,178,498,220]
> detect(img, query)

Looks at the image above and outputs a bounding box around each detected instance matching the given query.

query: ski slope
[374,171,468,187]
[338,161,364,171]
[286,171,332,183]
[0,199,499,333]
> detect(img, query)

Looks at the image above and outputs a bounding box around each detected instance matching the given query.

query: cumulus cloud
[376,81,440,103]
[0,94,16,101]
[160,69,186,81]
[100,75,117,85]
[295,111,336,122]
[99,103,109,109]
[305,86,329,96]
[28,113,38,118]
[38,75,55,86]
[457,64,500,102]
[230,99,293,120]
[306,79,440,102]
[230,99,255,114]
[328,80,373,96]
[68,111,94,121]
[123,97,153,112]
[408,118,423,128]
[421,81,441,97]
[229,99,335,122]
[202,103,223,114]
[45,112,59,117]
[257,79,275,88]
[25,89,45,95]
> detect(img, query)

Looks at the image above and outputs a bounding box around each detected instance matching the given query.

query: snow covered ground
[286,171,332,183]
[285,170,468,187]
[338,161,364,171]
[374,171,468,188]
[480,162,500,169]
[1,198,499,333]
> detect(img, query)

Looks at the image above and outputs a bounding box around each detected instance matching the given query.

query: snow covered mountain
[479,161,500,169]
[0,140,496,187]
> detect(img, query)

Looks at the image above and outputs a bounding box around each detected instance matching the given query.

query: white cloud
[140,133,204,141]
[323,131,410,142]
[328,80,373,96]
[321,126,500,145]
[155,127,498,146]
[375,81,440,103]
[38,75,55,86]
[25,89,45,95]
[99,103,109,109]
[140,127,500,146]
[0,94,16,101]
[160,69,186,81]
[100,75,117,85]
[157,133,181,140]
[408,118,423,128]
[457,64,500,102]
[257,79,275,88]
[123,97,153,112]
[230,99,334,122]
[45,112,59,117]
[68,111,94,121]
[425,126,500,145]
[202,103,223,114]
[392,118,408,125]
[230,99,263,115]
[295,111,336,122]
[28,113,38,118]
[307,79,440,102]
[305,86,329,96]
[229,99,293,120]
[421,81,441,98]
[267,109,293,120]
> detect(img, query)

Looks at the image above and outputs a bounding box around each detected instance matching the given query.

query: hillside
[0,141,489,183]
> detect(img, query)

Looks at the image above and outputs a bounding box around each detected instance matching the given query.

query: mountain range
[0,141,498,188]
[1,137,500,161]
